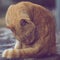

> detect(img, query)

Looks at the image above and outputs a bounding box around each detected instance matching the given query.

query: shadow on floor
[0,54,60,60]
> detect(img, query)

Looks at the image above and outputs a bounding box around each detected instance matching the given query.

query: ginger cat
[2,1,56,58]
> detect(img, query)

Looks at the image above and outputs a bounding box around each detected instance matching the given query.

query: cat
[2,1,56,58]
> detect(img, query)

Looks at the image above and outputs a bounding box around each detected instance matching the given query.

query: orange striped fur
[2,1,56,58]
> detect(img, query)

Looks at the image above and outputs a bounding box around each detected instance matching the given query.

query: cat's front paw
[2,48,15,59]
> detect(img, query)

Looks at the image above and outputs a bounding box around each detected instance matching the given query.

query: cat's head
[5,5,35,44]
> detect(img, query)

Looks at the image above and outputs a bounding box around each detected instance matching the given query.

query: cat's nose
[6,26,12,29]
[6,26,13,31]
[6,24,14,29]
[7,26,16,35]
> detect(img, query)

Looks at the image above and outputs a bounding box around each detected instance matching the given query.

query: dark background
[0,0,55,17]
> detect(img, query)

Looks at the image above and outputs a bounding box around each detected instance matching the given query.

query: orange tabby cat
[2,1,56,58]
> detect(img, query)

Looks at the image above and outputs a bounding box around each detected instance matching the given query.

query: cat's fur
[2,1,56,58]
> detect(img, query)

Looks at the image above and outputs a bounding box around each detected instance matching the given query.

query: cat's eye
[20,19,28,26]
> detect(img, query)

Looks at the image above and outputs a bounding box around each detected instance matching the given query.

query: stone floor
[0,54,60,60]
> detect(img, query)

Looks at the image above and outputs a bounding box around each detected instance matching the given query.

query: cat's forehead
[7,5,20,18]
[6,4,30,27]
[5,5,20,27]
[6,5,27,20]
